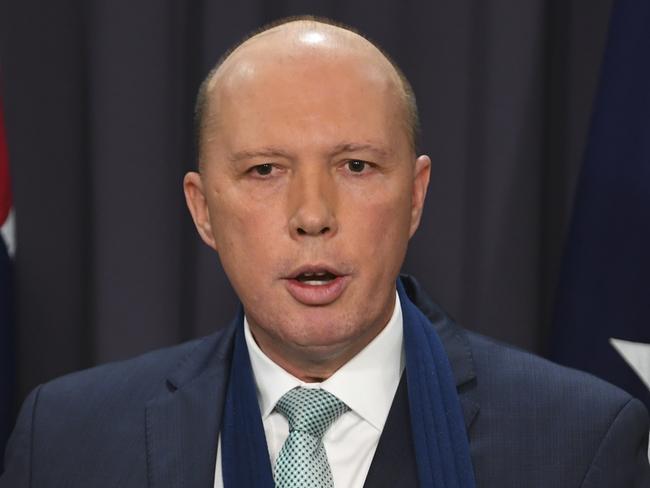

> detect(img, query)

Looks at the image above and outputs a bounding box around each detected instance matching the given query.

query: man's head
[194,18,421,163]
[184,17,431,380]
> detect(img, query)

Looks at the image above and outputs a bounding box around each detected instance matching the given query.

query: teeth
[295,270,336,284]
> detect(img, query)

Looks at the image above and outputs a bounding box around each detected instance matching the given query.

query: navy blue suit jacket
[2,276,649,487]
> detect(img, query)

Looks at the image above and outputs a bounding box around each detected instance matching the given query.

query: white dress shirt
[214,291,404,488]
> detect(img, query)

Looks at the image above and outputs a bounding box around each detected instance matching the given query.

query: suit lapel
[145,320,238,488]
[401,274,480,431]
[434,317,480,431]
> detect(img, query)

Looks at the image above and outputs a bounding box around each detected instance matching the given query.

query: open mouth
[294,270,338,286]
[284,265,350,305]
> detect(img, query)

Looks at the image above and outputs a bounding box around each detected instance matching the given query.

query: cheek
[209,184,284,251]
[343,188,412,264]
[208,196,284,303]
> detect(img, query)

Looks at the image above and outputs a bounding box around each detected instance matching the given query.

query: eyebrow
[229,147,292,162]
[229,142,390,163]
[329,142,390,159]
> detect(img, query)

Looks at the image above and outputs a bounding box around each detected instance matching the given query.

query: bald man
[1,18,649,488]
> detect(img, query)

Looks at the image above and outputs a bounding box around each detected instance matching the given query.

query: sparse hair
[194,15,420,164]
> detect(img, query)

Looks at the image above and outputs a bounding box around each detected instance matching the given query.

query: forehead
[205,43,408,156]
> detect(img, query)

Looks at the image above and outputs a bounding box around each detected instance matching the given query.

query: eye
[252,163,273,176]
[346,160,367,173]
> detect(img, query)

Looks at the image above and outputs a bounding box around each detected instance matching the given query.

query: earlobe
[409,155,431,238]
[183,171,218,251]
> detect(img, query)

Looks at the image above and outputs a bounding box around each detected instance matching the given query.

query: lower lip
[284,275,350,305]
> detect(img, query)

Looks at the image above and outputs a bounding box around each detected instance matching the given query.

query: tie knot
[275,387,349,438]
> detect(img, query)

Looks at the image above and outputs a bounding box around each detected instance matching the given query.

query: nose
[288,167,338,239]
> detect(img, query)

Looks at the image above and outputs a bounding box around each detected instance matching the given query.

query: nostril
[294,225,332,237]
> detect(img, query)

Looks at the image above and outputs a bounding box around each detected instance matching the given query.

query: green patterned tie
[274,387,349,488]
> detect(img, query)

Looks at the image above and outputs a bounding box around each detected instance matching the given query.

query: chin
[281,308,369,347]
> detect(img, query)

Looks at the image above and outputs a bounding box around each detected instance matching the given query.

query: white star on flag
[610,338,650,460]
[610,338,650,391]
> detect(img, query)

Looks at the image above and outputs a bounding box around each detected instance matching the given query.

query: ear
[183,171,218,251]
[408,155,431,238]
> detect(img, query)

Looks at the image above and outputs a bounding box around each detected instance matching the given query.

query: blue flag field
[551,0,650,409]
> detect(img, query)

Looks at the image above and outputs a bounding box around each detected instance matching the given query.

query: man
[1,17,649,488]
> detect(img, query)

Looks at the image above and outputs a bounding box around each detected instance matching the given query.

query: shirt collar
[245,291,404,432]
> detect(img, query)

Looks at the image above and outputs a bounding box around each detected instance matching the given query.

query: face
[185,38,430,377]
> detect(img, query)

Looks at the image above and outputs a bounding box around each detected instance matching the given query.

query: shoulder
[1,326,236,485]
[37,336,204,407]
[466,330,633,409]
[401,275,648,485]
[19,324,235,442]
[464,329,645,433]
[463,330,650,486]
[35,323,235,411]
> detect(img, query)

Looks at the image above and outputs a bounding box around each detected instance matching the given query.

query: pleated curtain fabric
[0,0,614,416]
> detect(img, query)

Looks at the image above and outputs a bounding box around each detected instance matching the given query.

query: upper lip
[286,263,346,279]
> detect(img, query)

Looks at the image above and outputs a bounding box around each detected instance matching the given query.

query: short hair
[194,15,421,163]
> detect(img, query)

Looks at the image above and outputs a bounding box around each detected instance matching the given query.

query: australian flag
[550,0,650,409]
[0,85,15,466]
